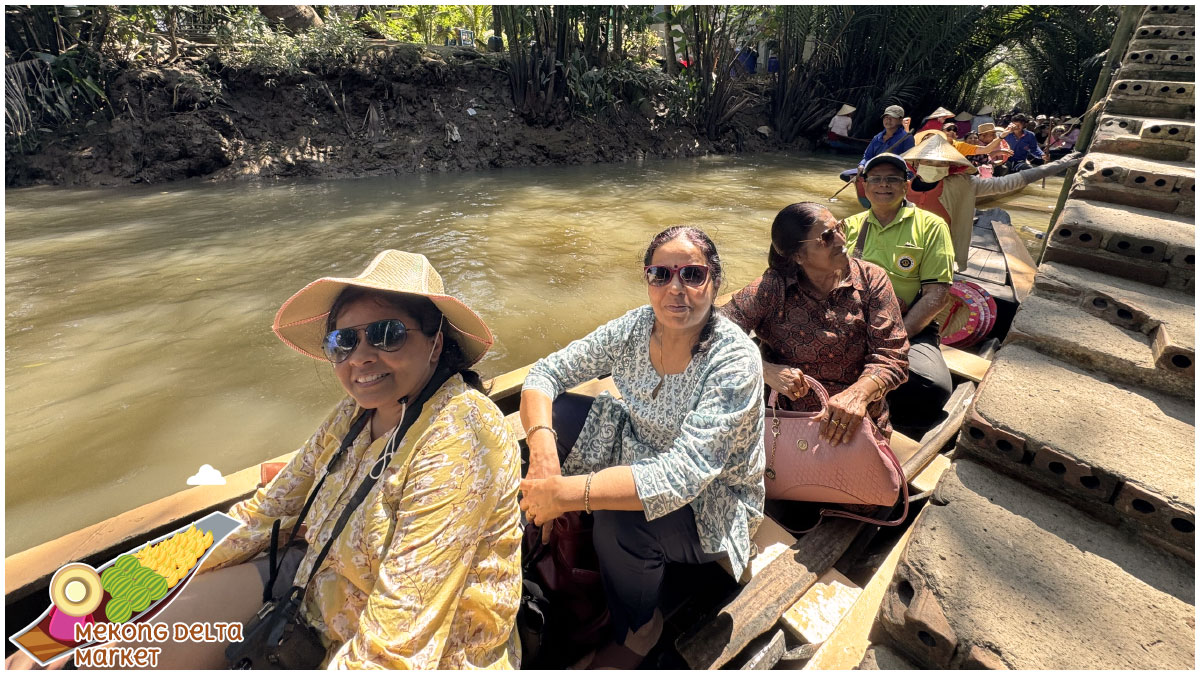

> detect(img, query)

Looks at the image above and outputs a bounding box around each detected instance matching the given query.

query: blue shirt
[1006,129,1044,162]
[860,129,914,167]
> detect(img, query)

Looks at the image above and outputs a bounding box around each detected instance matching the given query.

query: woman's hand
[520,475,570,527]
[820,382,873,445]
[764,362,809,401]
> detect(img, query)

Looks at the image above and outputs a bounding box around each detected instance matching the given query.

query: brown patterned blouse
[723,258,909,433]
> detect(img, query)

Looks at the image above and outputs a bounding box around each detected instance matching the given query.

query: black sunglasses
[644,264,710,287]
[798,220,846,246]
[322,319,410,363]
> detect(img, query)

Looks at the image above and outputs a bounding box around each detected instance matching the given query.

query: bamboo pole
[1037,5,1142,265]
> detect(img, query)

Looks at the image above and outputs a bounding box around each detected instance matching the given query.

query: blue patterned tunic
[523,305,766,579]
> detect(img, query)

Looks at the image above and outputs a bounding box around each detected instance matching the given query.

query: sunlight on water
[4,152,1064,551]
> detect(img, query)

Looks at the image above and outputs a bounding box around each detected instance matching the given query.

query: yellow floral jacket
[204,375,523,668]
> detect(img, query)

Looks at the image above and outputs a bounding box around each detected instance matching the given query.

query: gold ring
[837,420,848,427]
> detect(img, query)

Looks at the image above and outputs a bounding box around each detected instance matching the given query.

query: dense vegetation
[5,5,1119,154]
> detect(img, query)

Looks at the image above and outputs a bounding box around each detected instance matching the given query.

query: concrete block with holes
[1107,79,1195,119]
[1091,114,1195,161]
[876,459,1194,669]
[1045,198,1195,278]
[956,344,1195,554]
[1070,152,1196,214]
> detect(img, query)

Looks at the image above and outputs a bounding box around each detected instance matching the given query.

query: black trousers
[550,393,723,643]
[887,325,953,439]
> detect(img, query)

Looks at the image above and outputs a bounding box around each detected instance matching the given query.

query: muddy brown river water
[5,151,1064,552]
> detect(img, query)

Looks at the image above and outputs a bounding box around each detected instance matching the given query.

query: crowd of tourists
[830,103,1082,178]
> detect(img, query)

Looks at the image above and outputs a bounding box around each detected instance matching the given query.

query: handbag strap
[293,366,454,602]
[262,408,371,602]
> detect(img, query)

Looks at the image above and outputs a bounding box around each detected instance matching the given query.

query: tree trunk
[257,5,324,34]
[613,6,624,61]
[167,7,178,61]
[663,7,678,75]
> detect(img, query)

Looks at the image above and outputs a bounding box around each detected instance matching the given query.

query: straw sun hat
[273,250,494,365]
[923,106,954,121]
[904,131,976,173]
[836,104,857,116]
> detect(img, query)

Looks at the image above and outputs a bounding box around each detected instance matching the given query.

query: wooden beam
[802,511,919,669]
[940,345,990,383]
[991,219,1038,303]
[676,519,865,669]
[484,364,532,402]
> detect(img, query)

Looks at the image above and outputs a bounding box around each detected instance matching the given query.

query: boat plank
[484,364,532,402]
[801,453,950,669]
[940,344,990,383]
[991,219,1038,303]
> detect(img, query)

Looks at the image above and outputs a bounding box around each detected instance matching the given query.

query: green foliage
[565,54,675,117]
[365,6,492,46]
[1000,6,1119,114]
[219,13,367,76]
[973,59,1029,113]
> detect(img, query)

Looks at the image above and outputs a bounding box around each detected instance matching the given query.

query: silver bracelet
[525,424,557,442]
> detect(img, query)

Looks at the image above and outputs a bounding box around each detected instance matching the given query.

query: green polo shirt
[843,202,955,307]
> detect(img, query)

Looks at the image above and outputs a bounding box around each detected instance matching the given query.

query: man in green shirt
[843,153,954,437]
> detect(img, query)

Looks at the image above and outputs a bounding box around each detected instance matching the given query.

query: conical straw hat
[273,250,494,365]
[903,132,974,169]
[923,106,954,121]
[977,104,994,115]
[837,104,857,116]
[954,111,974,121]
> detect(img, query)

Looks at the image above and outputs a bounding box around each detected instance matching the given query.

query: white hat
[977,104,994,115]
[836,104,857,116]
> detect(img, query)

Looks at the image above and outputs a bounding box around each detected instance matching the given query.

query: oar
[828,131,913,202]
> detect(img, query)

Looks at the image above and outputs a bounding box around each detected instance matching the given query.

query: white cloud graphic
[187,464,226,486]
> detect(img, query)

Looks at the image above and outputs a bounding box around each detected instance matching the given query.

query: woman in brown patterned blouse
[724,202,909,442]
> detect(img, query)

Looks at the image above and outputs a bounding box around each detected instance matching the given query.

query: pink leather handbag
[763,376,908,527]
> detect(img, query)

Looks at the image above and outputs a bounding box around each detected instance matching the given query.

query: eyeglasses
[798,220,846,246]
[865,175,907,186]
[322,319,410,363]
[644,264,711,287]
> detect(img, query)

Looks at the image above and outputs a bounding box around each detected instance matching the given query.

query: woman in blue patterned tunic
[518,226,765,668]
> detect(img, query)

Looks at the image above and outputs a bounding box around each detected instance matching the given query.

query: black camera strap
[263,408,371,603]
[271,366,454,606]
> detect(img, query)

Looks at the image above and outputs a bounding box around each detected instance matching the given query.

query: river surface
[5,151,1064,552]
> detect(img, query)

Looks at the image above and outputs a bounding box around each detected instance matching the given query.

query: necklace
[651,328,666,399]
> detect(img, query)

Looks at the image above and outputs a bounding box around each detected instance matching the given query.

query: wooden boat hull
[6,217,1027,665]
[9,512,240,666]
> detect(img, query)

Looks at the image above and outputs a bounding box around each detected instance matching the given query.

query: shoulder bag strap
[262,408,371,602]
[294,366,455,598]
[852,218,870,259]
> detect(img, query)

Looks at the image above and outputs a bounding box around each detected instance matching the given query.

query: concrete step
[956,344,1195,555]
[1107,79,1196,119]
[1035,261,1195,373]
[1044,198,1193,287]
[1139,5,1196,26]
[1132,23,1197,42]
[1043,241,1193,291]
[1008,293,1193,400]
[1091,113,1194,161]
[1070,152,1194,216]
[876,459,1194,669]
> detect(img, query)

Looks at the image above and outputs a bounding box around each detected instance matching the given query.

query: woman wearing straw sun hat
[904,131,1082,268]
[136,250,523,669]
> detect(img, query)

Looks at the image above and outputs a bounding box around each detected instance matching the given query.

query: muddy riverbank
[6,44,803,188]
